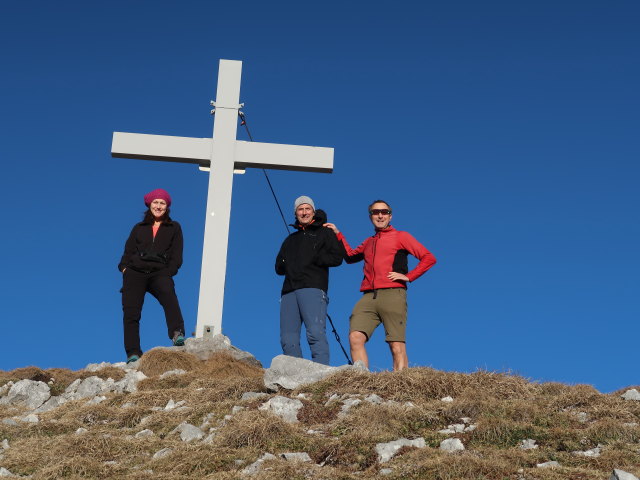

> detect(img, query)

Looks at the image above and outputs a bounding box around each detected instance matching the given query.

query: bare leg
[349,331,369,368]
[388,341,408,371]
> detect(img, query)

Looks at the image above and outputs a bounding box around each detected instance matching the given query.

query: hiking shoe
[172,331,185,347]
[126,354,140,364]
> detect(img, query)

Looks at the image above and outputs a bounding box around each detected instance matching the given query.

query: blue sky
[1,1,638,393]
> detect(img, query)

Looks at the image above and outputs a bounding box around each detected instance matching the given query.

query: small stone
[104,460,117,465]
[463,424,476,432]
[307,429,323,434]
[440,438,464,452]
[536,461,560,468]
[231,406,245,414]
[621,389,640,401]
[258,396,303,423]
[135,429,154,438]
[1,419,17,427]
[441,396,454,402]
[21,414,39,423]
[520,439,538,450]
[153,448,173,459]
[242,453,277,475]
[365,394,384,404]
[460,417,472,424]
[234,459,246,466]
[380,468,393,475]
[280,452,312,462]
[159,369,186,379]
[575,411,589,423]
[240,392,269,401]
[75,428,88,435]
[1,439,8,450]
[376,438,426,463]
[572,446,601,457]
[172,422,204,442]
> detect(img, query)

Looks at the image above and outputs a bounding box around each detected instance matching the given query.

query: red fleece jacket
[336,225,436,291]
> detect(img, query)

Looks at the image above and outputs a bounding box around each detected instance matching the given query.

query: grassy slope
[0,350,639,480]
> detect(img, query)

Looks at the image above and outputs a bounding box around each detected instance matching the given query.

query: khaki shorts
[349,288,408,342]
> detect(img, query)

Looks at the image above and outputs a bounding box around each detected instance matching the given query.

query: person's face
[369,202,392,230]
[295,204,315,225]
[150,199,168,219]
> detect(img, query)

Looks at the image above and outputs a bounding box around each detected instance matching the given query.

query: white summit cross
[111,59,334,338]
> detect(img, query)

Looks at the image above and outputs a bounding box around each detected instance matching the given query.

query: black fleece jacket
[275,209,344,295]
[118,218,183,276]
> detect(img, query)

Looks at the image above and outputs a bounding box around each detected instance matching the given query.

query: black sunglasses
[369,209,392,216]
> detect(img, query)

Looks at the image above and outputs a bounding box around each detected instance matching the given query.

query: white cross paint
[111,59,334,338]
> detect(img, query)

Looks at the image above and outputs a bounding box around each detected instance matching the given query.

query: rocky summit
[0,334,639,479]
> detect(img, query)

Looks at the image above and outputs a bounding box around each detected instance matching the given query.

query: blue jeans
[280,288,329,365]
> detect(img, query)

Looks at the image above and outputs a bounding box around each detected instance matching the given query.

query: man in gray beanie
[275,196,344,365]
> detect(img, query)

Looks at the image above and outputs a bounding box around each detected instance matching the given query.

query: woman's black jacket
[118,218,183,276]
[275,209,344,295]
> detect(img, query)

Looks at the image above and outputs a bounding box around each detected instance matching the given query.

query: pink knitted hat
[144,188,172,207]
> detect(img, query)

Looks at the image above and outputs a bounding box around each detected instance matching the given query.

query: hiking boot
[126,354,140,364]
[172,331,185,347]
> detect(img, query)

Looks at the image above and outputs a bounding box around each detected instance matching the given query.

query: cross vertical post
[197,60,241,338]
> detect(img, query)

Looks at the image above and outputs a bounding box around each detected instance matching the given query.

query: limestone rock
[536,461,560,468]
[0,467,17,477]
[520,439,538,450]
[152,448,173,459]
[376,437,426,463]
[184,334,261,367]
[621,389,640,401]
[159,369,186,379]
[264,355,363,391]
[441,396,454,402]
[241,392,269,401]
[0,382,14,397]
[258,396,303,423]
[0,379,50,410]
[280,452,312,462]
[242,453,277,475]
[440,438,464,452]
[135,429,154,438]
[172,422,204,442]
[572,445,601,457]
[610,469,640,480]
[20,414,39,423]
[35,395,67,413]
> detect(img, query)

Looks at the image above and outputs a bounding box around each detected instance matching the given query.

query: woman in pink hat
[118,188,186,363]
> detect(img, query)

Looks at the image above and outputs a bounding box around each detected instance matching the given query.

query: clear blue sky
[1,1,638,393]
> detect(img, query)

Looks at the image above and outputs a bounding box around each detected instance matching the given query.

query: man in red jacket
[324,200,436,370]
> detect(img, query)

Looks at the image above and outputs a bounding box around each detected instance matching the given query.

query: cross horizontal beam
[112,132,333,173]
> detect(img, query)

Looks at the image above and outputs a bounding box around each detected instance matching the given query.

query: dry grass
[1,355,639,480]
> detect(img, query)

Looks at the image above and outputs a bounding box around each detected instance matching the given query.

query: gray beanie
[294,195,315,212]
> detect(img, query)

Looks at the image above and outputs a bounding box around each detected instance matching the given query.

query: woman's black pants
[121,269,185,357]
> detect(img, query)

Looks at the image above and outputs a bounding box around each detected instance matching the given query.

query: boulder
[184,334,261,367]
[264,355,366,391]
[0,379,50,410]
